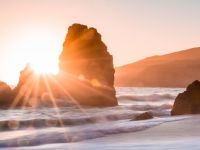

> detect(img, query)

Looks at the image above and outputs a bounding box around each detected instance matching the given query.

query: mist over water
[0,87,186,148]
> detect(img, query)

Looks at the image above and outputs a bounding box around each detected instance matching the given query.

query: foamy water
[0,87,185,148]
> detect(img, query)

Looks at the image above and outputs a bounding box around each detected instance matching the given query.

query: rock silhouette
[132,112,153,121]
[11,64,38,107]
[58,23,117,106]
[0,23,118,108]
[0,82,13,108]
[171,80,200,115]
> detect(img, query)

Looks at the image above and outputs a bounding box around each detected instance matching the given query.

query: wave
[117,93,176,101]
[0,103,173,131]
[0,116,187,148]
[127,104,172,117]
[0,113,135,131]
[127,103,172,111]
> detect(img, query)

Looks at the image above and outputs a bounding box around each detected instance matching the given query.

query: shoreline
[5,114,200,150]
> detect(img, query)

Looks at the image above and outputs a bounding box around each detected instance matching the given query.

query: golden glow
[90,78,101,87]
[19,29,59,74]
[7,25,61,82]
[30,61,57,75]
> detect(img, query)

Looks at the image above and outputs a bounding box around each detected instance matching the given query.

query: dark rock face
[171,80,200,115]
[0,66,35,108]
[11,64,36,107]
[58,23,117,106]
[133,112,153,121]
[0,82,13,108]
[59,24,114,87]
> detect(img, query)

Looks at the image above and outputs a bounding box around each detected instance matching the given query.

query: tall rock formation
[58,23,117,106]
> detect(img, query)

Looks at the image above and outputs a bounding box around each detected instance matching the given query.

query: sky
[0,0,200,85]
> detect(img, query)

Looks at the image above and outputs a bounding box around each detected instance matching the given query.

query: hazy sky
[1,0,200,84]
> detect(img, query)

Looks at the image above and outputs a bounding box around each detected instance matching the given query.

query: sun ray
[58,72,116,102]
[48,75,89,115]
[42,74,70,141]
[21,76,38,109]
[31,75,40,108]
[42,75,65,126]
[26,75,40,128]
[9,74,36,109]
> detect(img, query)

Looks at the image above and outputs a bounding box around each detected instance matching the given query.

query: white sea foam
[0,87,185,148]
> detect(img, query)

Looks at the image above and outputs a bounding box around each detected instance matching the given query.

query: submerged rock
[58,23,118,106]
[171,80,200,115]
[133,112,153,121]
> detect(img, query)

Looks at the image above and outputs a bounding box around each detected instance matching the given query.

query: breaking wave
[117,93,176,101]
[0,117,186,147]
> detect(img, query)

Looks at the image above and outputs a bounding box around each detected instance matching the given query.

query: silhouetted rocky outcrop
[11,64,36,107]
[13,64,34,94]
[58,23,117,106]
[0,81,12,108]
[12,65,63,108]
[171,80,200,115]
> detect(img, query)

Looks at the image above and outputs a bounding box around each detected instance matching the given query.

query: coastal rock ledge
[171,80,200,115]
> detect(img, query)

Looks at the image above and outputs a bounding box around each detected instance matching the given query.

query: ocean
[0,87,186,149]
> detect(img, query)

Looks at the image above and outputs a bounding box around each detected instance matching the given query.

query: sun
[29,61,58,75]
[2,23,64,85]
[22,31,60,75]
[28,50,59,74]
[8,25,62,78]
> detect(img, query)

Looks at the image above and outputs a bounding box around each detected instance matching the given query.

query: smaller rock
[133,112,153,121]
[171,80,200,115]
[0,81,13,108]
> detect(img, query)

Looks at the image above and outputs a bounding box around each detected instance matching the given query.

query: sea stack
[58,23,118,106]
[171,80,200,115]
